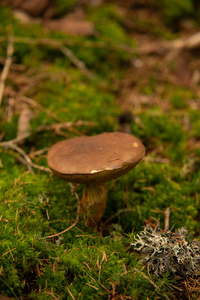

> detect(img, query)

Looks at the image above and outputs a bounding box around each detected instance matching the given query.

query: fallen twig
[36,120,96,132]
[0,36,93,78]
[151,206,171,231]
[16,155,51,173]
[5,142,51,174]
[0,37,14,106]
[8,143,34,174]
[166,31,200,51]
[0,120,96,146]
[21,96,61,122]
[164,207,170,231]
[0,36,136,55]
[143,156,170,164]
[59,44,93,78]
[29,147,49,159]
[135,31,200,55]
[1,32,200,65]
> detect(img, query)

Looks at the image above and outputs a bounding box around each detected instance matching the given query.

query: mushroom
[47,132,145,226]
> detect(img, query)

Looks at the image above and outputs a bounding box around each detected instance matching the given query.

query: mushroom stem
[81,182,107,227]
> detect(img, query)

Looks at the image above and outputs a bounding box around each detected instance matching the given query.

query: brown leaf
[0,294,14,300]
[2,0,50,16]
[45,17,94,36]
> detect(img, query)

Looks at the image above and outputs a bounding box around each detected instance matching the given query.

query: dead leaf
[13,9,41,25]
[20,0,49,16]
[2,0,50,16]
[0,294,14,300]
[45,17,94,36]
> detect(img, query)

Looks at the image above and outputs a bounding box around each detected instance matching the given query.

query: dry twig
[16,155,51,173]
[12,143,51,174]
[167,31,200,51]
[151,207,171,231]
[1,32,200,66]
[143,156,170,164]
[0,120,96,147]
[0,36,136,55]
[0,36,93,78]
[21,96,61,122]
[59,45,93,78]
[36,120,96,133]
[5,142,51,174]
[164,207,170,231]
[29,147,49,158]
[0,38,14,106]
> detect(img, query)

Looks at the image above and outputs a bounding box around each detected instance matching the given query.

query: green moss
[168,87,195,109]
[160,0,194,25]
[131,111,187,163]
[1,115,19,141]
[55,0,76,15]
[0,3,199,299]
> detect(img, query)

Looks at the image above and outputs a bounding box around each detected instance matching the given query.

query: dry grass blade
[133,268,171,300]
[67,287,75,300]
[45,291,60,300]
[42,183,81,239]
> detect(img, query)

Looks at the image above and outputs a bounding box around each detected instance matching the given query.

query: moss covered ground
[0,1,200,299]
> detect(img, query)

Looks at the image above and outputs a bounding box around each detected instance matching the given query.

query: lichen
[132,225,200,277]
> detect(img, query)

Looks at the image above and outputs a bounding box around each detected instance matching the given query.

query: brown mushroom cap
[47,132,145,184]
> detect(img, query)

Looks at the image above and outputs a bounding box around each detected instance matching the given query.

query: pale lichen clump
[132,225,200,277]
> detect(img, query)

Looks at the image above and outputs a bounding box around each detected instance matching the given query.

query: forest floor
[0,1,200,299]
